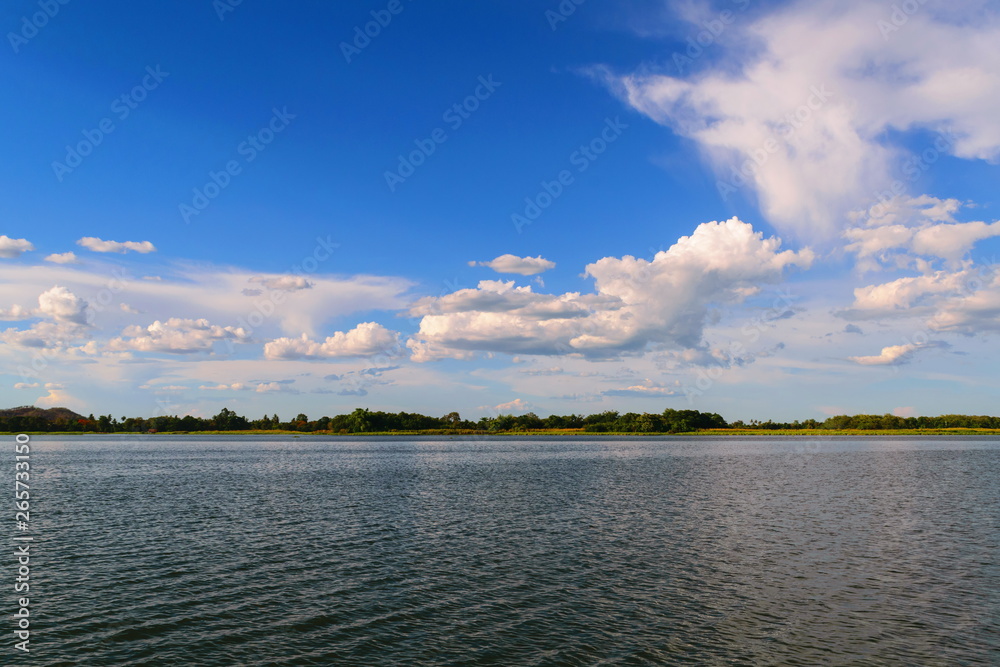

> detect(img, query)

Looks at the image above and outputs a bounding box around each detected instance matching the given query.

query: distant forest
[3,406,1000,434]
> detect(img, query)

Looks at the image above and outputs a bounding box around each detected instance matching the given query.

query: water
[10,435,999,665]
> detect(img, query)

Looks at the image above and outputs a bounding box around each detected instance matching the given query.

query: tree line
[3,406,1000,434]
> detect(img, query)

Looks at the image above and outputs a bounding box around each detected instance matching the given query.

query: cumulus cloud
[613,1,1000,237]
[44,252,78,264]
[77,237,156,254]
[845,262,1000,337]
[264,322,400,359]
[0,286,116,352]
[247,275,313,291]
[469,254,556,275]
[0,236,34,259]
[108,318,249,354]
[848,343,923,366]
[37,285,89,324]
[927,269,1000,334]
[851,270,969,312]
[845,196,1000,270]
[408,218,812,361]
[835,259,1000,350]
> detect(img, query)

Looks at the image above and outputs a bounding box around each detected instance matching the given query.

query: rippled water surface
[14,435,1000,665]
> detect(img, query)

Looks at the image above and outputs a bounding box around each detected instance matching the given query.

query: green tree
[347,408,372,433]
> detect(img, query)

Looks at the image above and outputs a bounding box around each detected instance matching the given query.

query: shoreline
[5,428,1000,437]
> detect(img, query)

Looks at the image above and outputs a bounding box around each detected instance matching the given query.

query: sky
[2,0,999,422]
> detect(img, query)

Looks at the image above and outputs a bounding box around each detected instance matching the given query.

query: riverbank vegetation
[3,406,1000,435]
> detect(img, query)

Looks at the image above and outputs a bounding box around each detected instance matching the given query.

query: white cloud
[848,343,919,366]
[0,236,34,259]
[469,254,556,275]
[848,342,941,366]
[0,285,107,352]
[409,218,812,361]
[77,237,156,254]
[35,387,85,410]
[845,262,1000,337]
[44,252,79,264]
[255,381,298,393]
[0,321,89,349]
[488,398,533,413]
[14,382,40,389]
[0,262,414,343]
[0,304,32,321]
[247,275,313,291]
[108,318,249,354]
[614,2,1000,238]
[603,379,678,397]
[37,286,89,324]
[845,196,1000,269]
[851,270,968,312]
[911,220,1000,263]
[927,269,1000,334]
[264,322,400,360]
[199,382,249,391]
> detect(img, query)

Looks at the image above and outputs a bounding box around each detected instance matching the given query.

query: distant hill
[0,406,86,423]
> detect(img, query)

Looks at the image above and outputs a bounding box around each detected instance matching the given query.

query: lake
[10,435,999,665]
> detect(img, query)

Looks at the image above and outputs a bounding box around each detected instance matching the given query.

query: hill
[0,406,86,423]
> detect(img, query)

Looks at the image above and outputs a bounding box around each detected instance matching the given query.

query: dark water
[10,435,1000,665]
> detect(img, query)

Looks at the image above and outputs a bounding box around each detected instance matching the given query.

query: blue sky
[2,0,999,422]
